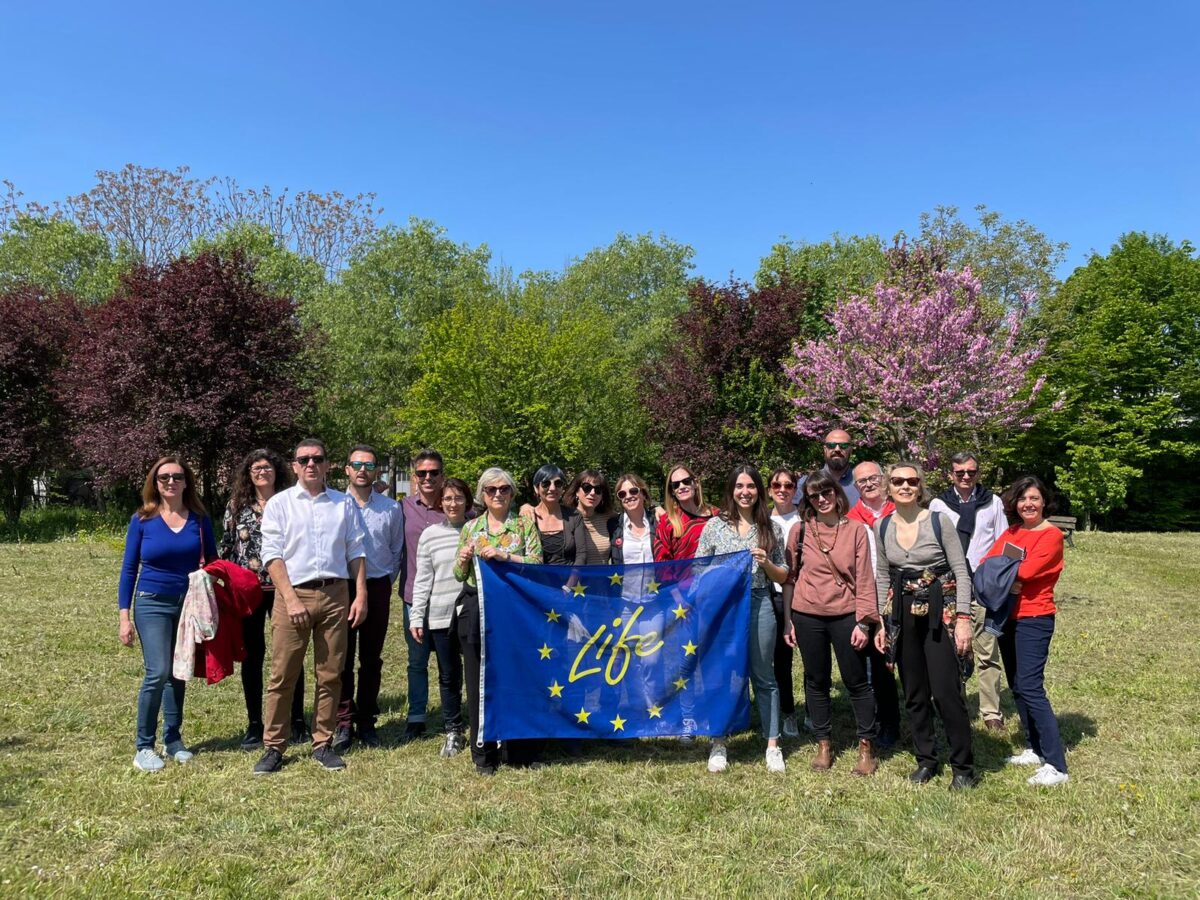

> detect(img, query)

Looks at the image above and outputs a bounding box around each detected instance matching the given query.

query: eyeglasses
[442,493,466,505]
[539,477,565,490]
[156,472,186,484]
[890,476,921,488]
[348,461,378,472]
[249,465,274,475]
[617,487,641,500]
[578,483,602,495]
[952,468,979,479]
[669,476,695,491]
[770,481,796,491]
[295,455,326,466]
[825,441,851,450]
[807,488,835,501]
[482,484,513,498]
[414,468,442,480]
[855,474,882,487]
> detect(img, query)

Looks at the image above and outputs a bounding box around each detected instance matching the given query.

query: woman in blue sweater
[118,456,217,772]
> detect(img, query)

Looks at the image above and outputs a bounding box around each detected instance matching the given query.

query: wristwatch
[854,622,871,636]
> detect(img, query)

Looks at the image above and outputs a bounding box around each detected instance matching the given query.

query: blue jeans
[402,603,432,723]
[749,589,781,740]
[998,614,1067,772]
[132,591,186,750]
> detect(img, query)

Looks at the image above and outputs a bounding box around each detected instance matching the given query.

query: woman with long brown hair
[696,464,789,774]
[219,448,309,750]
[117,455,217,771]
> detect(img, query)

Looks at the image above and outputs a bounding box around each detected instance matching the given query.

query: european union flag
[478,551,752,741]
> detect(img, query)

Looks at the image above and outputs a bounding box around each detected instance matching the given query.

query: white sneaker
[765,747,785,774]
[133,749,165,772]
[781,715,799,738]
[707,742,728,773]
[1008,748,1044,766]
[1027,763,1069,786]
[165,741,194,764]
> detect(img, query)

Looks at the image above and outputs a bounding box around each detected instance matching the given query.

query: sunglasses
[807,487,835,501]
[348,461,378,472]
[414,468,442,480]
[295,455,326,466]
[156,472,186,484]
[617,487,642,500]
[770,480,796,491]
[539,477,565,490]
[952,469,979,478]
[578,483,603,495]
[669,476,695,491]
[890,476,921,488]
[825,441,851,450]
[482,484,513,498]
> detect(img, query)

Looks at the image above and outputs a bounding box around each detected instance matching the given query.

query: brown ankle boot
[811,739,833,771]
[851,739,877,776]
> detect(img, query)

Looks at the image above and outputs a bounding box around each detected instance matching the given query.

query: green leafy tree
[188,222,326,303]
[302,219,493,452]
[1025,233,1200,529]
[0,215,124,304]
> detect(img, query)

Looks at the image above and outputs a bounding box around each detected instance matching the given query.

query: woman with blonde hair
[653,463,716,563]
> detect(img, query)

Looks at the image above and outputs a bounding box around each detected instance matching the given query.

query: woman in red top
[983,475,1068,787]
[653,464,716,562]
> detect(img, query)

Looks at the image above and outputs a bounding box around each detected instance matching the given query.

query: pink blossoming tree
[783,246,1047,469]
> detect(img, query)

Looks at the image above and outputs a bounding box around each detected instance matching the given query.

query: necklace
[814,519,843,586]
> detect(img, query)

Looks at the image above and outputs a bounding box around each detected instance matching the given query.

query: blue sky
[4,1,1197,281]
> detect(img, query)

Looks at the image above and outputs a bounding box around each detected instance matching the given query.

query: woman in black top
[525,464,587,566]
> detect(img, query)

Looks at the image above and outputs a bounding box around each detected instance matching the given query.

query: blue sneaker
[133,749,165,772]
[165,741,194,764]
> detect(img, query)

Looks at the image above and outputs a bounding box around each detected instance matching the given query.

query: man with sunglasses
[255,439,368,774]
[929,451,1010,732]
[797,429,861,508]
[397,449,460,742]
[332,445,405,754]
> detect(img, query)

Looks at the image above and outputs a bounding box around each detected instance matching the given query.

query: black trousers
[791,610,877,741]
[897,601,975,776]
[241,588,305,726]
[772,594,796,716]
[868,641,901,739]
[459,633,500,769]
[429,627,464,734]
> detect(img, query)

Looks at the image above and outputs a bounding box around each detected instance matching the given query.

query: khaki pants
[973,602,1005,722]
[264,582,349,751]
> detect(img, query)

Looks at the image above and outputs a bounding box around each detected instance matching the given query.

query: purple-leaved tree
[784,246,1046,469]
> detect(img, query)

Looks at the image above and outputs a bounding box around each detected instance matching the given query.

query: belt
[294,577,342,590]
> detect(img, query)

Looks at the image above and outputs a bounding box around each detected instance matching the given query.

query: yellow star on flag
[683,640,698,656]
[673,676,688,690]
[546,608,561,623]
[575,707,591,724]
[610,714,626,732]
[548,680,563,698]
[672,603,689,620]
[538,643,553,660]
[571,583,587,597]
[647,704,662,719]
[608,572,623,586]
[646,579,661,594]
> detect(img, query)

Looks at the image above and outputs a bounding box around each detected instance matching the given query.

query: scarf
[938,483,991,556]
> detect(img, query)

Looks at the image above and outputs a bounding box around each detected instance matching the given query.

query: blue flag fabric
[478,551,752,741]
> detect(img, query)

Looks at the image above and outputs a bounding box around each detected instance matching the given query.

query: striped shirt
[410,521,466,630]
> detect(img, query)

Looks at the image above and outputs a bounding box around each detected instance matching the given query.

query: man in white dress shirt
[929,450,1010,731]
[254,438,368,773]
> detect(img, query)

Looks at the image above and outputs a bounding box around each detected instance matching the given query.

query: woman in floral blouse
[454,466,543,775]
[219,448,308,750]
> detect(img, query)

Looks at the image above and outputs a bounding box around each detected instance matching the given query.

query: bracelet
[956,613,972,621]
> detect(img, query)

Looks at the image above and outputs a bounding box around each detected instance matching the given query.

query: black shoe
[400,721,426,743]
[291,720,312,745]
[476,764,497,776]
[949,773,980,791]
[876,728,899,750]
[331,725,352,754]
[909,765,940,784]
[253,748,283,775]
[358,722,381,748]
[313,744,346,771]
[240,723,264,751]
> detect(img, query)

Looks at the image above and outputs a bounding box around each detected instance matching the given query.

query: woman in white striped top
[409,477,471,758]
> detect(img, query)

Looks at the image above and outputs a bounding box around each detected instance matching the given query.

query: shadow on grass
[1058,711,1098,750]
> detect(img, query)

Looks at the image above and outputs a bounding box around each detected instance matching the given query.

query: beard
[826,457,848,475]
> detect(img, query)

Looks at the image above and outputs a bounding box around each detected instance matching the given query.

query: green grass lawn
[1,533,1197,897]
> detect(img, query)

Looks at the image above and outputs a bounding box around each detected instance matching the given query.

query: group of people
[118,428,1070,788]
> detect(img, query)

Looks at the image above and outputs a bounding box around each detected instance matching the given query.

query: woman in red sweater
[982,475,1068,787]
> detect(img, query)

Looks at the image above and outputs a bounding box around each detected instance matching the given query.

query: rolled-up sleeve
[260,495,285,567]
